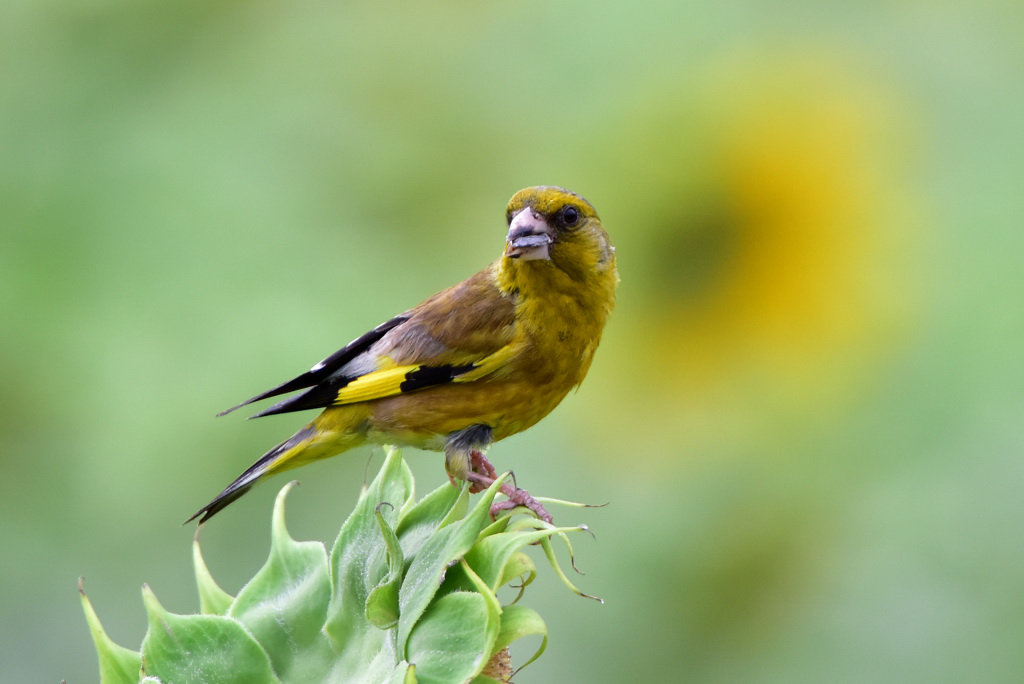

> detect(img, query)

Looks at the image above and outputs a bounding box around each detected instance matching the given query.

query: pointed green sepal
[228,481,333,680]
[493,604,548,673]
[141,584,280,683]
[366,501,405,629]
[192,531,234,615]
[79,578,142,684]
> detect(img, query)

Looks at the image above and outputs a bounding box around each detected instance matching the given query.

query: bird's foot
[489,485,553,524]
[464,451,553,524]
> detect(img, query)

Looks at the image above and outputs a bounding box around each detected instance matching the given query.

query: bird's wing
[227,266,519,418]
[216,315,409,416]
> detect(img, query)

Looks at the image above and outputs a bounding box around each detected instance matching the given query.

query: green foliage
[80,448,593,684]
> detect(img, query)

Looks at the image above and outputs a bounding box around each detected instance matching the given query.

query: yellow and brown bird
[188,186,617,524]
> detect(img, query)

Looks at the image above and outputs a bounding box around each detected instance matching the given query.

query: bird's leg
[467,449,497,493]
[445,424,494,491]
[444,425,553,523]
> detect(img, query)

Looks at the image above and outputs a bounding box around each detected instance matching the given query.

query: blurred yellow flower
[589,48,921,461]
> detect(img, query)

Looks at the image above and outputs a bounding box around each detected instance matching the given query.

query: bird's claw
[491,483,553,524]
[463,450,552,523]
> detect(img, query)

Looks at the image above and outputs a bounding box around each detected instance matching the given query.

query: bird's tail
[186,409,367,524]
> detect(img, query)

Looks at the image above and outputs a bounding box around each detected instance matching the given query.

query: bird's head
[502,186,617,285]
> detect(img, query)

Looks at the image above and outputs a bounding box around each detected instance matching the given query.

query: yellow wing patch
[333,365,420,405]
[331,344,517,406]
[452,344,517,383]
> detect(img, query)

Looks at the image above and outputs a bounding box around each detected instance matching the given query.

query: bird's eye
[561,205,580,227]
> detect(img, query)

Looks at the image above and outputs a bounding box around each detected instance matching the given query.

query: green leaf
[493,605,547,672]
[405,591,494,684]
[79,579,142,684]
[192,533,233,615]
[497,552,536,605]
[394,478,467,562]
[458,559,502,627]
[462,527,556,593]
[537,529,603,602]
[366,501,405,629]
[325,446,412,677]
[229,481,333,682]
[140,584,280,684]
[328,448,413,628]
[463,518,595,598]
[497,551,535,591]
[487,517,601,601]
[396,473,508,655]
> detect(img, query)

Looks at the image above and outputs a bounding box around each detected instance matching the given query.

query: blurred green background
[3,0,1023,681]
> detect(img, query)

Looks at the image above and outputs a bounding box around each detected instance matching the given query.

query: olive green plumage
[189,186,617,523]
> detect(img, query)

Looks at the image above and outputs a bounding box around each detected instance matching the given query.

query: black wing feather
[399,363,476,392]
[247,362,479,419]
[247,377,354,418]
[216,314,408,416]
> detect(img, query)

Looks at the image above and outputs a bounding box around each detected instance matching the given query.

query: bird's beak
[504,207,553,260]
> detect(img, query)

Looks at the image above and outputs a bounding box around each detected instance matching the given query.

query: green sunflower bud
[81,448,596,683]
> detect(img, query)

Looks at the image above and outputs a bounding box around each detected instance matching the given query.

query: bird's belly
[365,377,571,451]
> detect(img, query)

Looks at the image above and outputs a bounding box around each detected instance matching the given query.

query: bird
[187,186,617,524]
